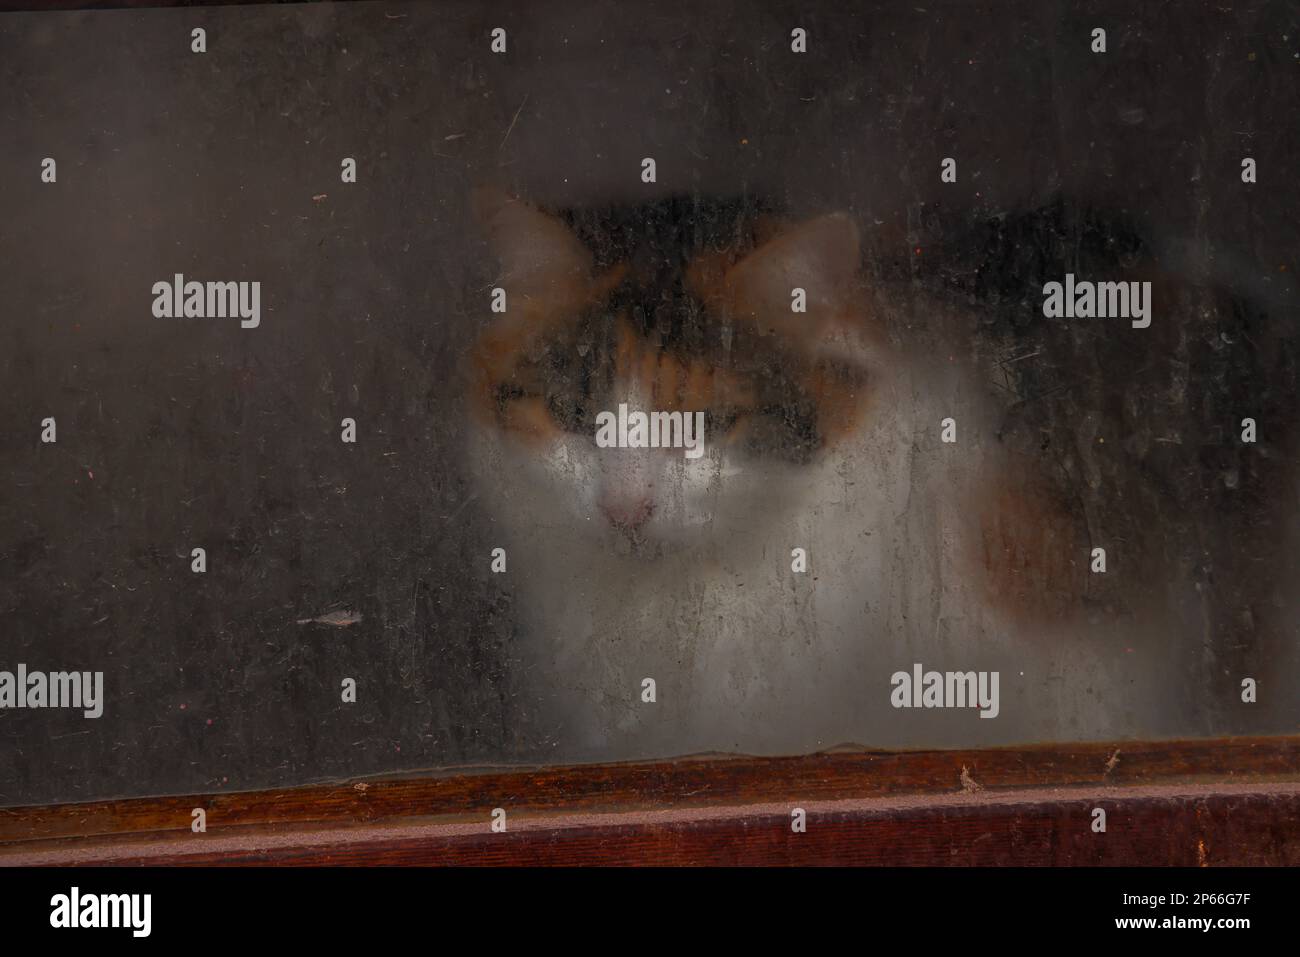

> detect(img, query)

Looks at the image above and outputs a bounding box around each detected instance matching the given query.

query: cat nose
[598,495,656,532]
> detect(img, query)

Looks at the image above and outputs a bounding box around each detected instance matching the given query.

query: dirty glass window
[0,0,1296,806]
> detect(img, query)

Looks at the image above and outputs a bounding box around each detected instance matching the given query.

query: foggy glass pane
[0,0,1296,806]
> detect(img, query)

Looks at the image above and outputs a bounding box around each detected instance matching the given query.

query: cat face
[466,189,904,552]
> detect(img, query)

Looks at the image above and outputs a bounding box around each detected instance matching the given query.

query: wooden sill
[2,736,1298,865]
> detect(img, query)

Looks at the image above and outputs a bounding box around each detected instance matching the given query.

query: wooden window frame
[2,736,1297,865]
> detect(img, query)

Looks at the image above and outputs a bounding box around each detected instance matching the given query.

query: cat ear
[720,212,861,339]
[468,189,624,412]
[473,187,621,317]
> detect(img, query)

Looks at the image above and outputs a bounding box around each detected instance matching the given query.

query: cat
[464,187,1183,762]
